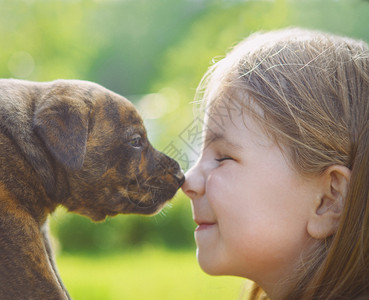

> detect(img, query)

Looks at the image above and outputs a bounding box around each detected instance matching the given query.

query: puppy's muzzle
[175,170,185,187]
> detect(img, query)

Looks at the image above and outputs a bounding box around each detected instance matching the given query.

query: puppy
[0,79,184,299]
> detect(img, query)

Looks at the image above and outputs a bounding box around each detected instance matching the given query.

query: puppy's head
[34,80,184,221]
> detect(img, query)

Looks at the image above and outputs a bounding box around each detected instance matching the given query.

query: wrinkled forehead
[204,81,285,149]
[205,82,264,123]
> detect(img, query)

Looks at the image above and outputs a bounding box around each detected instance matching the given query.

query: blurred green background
[1,0,369,299]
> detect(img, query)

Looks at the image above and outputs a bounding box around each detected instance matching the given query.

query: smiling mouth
[195,224,216,231]
[194,220,216,232]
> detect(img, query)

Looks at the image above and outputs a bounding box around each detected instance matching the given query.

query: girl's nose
[181,162,205,200]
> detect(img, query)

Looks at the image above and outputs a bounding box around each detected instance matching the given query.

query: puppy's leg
[0,202,68,300]
[41,222,71,300]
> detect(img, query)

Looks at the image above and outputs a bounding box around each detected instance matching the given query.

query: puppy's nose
[175,170,185,187]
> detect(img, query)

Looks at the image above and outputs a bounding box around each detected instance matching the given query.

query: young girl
[182,28,369,299]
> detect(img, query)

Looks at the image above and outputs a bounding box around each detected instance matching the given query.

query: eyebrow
[204,131,242,150]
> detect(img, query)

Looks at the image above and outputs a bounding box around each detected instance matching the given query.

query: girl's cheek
[206,170,225,199]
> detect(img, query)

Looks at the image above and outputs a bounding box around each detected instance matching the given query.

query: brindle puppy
[0,79,184,300]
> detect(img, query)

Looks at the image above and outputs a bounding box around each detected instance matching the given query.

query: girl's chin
[195,245,226,276]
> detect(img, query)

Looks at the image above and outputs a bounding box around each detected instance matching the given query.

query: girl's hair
[196,28,369,299]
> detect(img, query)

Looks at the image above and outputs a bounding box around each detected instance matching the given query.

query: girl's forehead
[204,102,274,149]
[204,90,264,129]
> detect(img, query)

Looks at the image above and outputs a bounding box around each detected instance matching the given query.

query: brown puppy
[0,79,184,299]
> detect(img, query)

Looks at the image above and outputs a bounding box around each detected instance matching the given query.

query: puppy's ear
[34,92,90,170]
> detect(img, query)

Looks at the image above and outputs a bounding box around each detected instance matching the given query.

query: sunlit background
[1,0,368,299]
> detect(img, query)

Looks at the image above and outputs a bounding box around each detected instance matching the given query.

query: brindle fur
[0,79,184,299]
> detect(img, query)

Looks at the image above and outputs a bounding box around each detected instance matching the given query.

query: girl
[182,28,369,299]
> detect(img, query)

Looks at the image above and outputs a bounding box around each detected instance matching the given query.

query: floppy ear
[33,92,90,170]
[307,165,351,239]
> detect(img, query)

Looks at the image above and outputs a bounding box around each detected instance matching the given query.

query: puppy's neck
[0,132,57,225]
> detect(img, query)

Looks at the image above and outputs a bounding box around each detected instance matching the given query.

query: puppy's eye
[129,136,142,148]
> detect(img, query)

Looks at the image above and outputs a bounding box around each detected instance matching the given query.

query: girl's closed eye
[215,156,234,162]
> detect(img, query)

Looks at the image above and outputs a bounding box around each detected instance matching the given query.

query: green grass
[56,248,250,300]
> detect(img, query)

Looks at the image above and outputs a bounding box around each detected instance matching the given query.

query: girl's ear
[307,165,351,240]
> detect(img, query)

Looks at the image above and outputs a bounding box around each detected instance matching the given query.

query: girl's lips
[195,223,216,232]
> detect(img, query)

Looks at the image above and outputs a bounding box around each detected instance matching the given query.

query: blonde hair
[196,28,369,299]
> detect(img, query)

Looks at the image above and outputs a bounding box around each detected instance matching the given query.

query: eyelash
[215,157,233,162]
